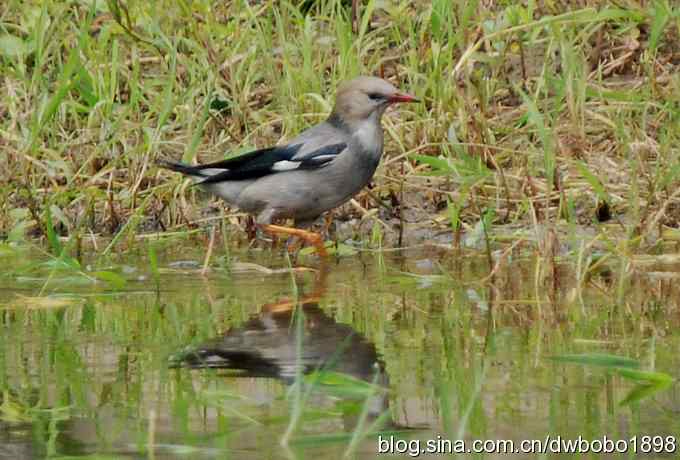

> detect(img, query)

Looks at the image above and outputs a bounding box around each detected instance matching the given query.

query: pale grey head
[330,76,419,126]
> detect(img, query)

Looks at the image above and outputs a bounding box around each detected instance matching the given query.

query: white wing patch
[310,154,339,162]
[200,168,228,176]
[271,160,300,172]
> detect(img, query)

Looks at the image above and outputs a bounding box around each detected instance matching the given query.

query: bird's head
[330,76,419,126]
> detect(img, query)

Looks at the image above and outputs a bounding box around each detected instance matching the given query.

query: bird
[173,266,391,429]
[158,76,419,257]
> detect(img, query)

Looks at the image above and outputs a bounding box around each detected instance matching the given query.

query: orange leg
[260,224,329,258]
[322,213,334,237]
[285,237,303,255]
[261,262,329,314]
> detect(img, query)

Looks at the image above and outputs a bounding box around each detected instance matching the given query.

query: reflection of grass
[0,245,679,456]
[550,353,674,405]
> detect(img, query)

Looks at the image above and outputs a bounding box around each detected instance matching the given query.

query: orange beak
[388,92,420,103]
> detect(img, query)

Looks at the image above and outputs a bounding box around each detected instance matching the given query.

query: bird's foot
[259,224,329,258]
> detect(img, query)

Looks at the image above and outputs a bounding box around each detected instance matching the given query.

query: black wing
[197,142,347,184]
[158,144,302,181]
[194,144,303,173]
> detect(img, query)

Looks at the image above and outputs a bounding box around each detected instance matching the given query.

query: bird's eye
[367,92,383,101]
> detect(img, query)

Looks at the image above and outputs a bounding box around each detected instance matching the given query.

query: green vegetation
[1,0,679,261]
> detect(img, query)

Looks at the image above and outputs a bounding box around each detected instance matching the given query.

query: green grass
[1,0,679,265]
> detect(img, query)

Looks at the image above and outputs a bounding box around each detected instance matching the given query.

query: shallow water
[1,243,680,459]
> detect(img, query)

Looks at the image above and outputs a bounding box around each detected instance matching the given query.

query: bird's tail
[156,159,207,177]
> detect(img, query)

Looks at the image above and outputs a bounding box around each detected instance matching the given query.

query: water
[1,243,679,458]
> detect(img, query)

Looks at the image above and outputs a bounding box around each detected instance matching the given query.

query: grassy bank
[1,0,680,259]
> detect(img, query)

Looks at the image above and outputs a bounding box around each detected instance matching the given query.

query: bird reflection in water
[175,266,390,430]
